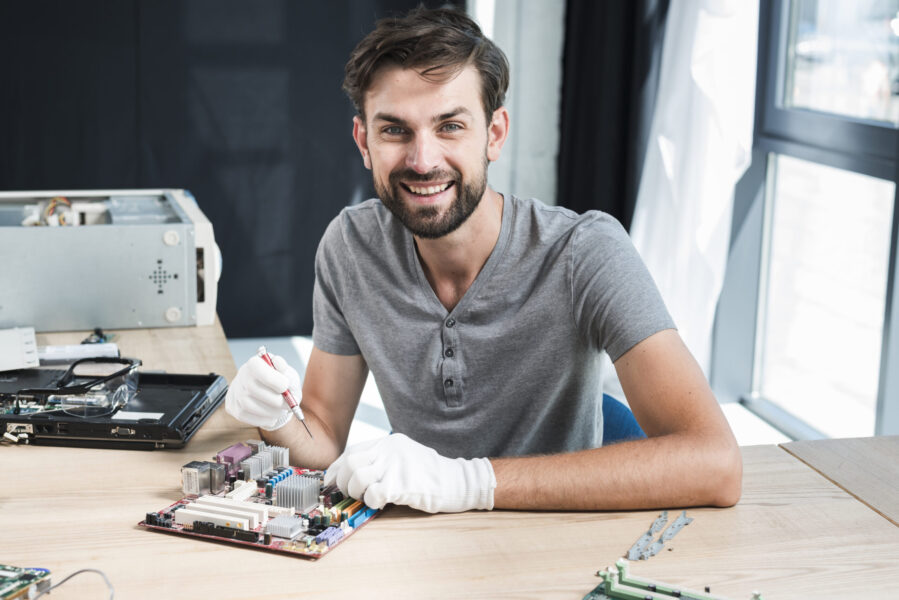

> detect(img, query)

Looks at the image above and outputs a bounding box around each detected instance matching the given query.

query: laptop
[0,358,226,449]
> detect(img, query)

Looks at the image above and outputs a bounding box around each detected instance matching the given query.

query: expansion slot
[174,507,250,530]
[193,495,269,522]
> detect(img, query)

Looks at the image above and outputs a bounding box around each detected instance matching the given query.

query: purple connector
[215,443,253,476]
[314,526,345,547]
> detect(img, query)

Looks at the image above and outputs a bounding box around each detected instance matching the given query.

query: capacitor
[265,482,273,498]
[263,533,272,545]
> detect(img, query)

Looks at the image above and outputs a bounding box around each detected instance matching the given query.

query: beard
[374,156,488,239]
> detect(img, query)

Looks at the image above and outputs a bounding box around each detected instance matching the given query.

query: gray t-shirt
[312,195,674,459]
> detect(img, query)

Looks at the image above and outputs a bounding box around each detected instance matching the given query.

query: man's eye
[384,126,405,135]
[441,123,462,132]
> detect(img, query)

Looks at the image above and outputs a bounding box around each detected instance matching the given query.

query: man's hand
[226,354,301,431]
[324,433,496,513]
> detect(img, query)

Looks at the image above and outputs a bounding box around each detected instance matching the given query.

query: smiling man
[226,6,742,513]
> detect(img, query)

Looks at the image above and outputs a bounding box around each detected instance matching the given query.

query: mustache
[389,168,460,184]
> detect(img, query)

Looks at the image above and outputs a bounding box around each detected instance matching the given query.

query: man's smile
[400,181,455,204]
[400,180,455,199]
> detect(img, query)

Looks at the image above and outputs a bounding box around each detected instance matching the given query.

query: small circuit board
[139,440,378,559]
[584,558,763,600]
[0,565,51,600]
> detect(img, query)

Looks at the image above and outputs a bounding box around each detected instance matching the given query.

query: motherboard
[139,440,378,559]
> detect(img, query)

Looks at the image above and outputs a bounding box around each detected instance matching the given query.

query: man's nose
[405,134,440,174]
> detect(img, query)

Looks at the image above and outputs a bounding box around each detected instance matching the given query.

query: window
[712,0,899,439]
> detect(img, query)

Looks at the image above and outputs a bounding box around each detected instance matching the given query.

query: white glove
[324,433,496,513]
[226,354,301,431]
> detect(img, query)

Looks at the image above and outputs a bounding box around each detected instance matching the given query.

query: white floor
[228,336,790,448]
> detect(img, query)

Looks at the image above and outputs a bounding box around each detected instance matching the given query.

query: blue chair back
[602,393,646,444]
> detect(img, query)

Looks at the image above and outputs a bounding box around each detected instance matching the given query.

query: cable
[31,568,115,599]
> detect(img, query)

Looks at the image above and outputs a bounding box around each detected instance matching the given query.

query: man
[226,6,741,513]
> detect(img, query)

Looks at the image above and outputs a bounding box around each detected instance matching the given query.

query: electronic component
[627,511,668,560]
[274,474,319,512]
[584,558,764,600]
[0,370,227,450]
[0,189,219,332]
[193,495,269,522]
[626,510,694,561]
[140,440,379,559]
[265,514,305,539]
[225,480,257,501]
[216,443,252,476]
[641,510,693,559]
[181,461,211,496]
[241,452,272,480]
[0,565,51,600]
[174,506,250,530]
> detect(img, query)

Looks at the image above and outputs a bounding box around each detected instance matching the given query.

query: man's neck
[414,189,504,312]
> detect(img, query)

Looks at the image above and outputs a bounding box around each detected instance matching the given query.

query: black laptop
[0,357,227,449]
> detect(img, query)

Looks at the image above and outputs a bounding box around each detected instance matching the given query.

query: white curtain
[628,0,759,375]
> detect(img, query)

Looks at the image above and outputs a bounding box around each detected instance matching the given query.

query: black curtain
[556,0,669,231]
[0,0,457,338]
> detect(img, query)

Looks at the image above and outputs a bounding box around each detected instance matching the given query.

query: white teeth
[409,183,449,195]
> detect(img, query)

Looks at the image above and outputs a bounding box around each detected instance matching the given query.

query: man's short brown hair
[343,6,510,123]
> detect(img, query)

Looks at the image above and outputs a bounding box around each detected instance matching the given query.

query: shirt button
[444,348,454,358]
[444,378,454,388]
[445,318,456,328]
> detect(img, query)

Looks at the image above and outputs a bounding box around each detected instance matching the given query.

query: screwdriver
[257,346,313,439]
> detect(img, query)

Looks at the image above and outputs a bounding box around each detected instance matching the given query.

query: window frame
[711,0,899,438]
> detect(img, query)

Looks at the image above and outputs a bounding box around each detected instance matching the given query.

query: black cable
[31,568,114,599]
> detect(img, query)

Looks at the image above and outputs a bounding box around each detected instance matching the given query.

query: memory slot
[184,502,260,529]
[332,497,355,512]
[174,507,250,530]
[341,500,363,521]
[194,495,269,523]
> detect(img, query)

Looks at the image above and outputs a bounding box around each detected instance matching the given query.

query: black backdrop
[0,0,456,337]
[557,0,669,232]
[2,0,666,337]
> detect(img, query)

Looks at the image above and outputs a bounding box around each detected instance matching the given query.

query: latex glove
[226,354,301,431]
[324,433,496,513]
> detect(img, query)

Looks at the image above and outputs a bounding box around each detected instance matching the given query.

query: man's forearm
[258,406,344,470]
[491,431,742,510]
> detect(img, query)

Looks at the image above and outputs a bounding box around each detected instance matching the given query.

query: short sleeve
[312,216,362,356]
[570,213,675,362]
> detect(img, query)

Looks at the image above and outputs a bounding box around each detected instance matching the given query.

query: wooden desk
[4,442,899,599]
[4,328,899,598]
[781,436,899,527]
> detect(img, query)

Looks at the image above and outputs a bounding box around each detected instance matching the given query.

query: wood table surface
[4,442,899,599]
[781,435,899,526]
[4,325,899,598]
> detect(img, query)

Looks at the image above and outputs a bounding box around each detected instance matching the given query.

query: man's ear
[486,106,510,163]
[352,115,372,170]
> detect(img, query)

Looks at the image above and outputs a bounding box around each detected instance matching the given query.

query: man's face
[353,65,504,239]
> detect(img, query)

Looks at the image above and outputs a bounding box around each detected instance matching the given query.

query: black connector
[193,521,259,543]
